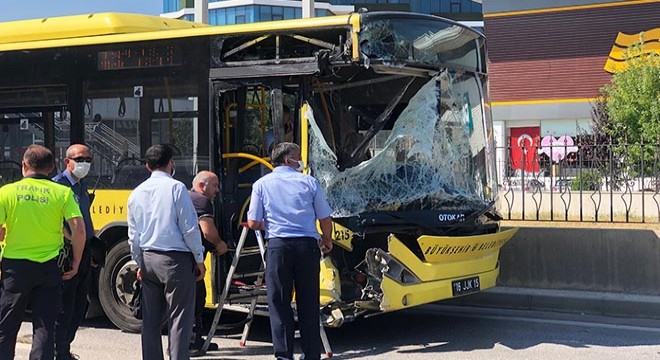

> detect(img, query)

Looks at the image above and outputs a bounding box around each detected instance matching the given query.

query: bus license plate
[452,276,480,296]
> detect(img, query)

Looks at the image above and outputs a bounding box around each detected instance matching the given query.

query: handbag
[57,239,73,273]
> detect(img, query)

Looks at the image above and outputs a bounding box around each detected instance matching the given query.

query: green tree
[594,39,660,179]
[601,42,660,143]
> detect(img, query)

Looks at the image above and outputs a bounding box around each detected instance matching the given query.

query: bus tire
[98,239,142,333]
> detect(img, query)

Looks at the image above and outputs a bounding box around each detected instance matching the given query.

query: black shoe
[56,352,80,360]
[190,339,219,356]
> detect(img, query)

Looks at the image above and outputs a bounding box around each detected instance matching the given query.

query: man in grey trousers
[127,144,205,360]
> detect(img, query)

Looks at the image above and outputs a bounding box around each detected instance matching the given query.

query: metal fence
[496,140,660,223]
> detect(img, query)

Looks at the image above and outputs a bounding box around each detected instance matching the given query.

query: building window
[272,6,283,20]
[235,6,246,24]
[450,0,461,13]
[246,6,255,23]
[208,9,216,25]
[163,0,181,13]
[218,9,227,25]
[227,7,236,24]
[284,7,295,20]
[260,6,272,21]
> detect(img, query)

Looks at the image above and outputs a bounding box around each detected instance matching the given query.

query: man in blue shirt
[52,144,95,360]
[128,144,205,360]
[247,142,333,360]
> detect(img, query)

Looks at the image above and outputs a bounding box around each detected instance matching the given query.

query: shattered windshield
[359,15,486,73]
[308,70,495,218]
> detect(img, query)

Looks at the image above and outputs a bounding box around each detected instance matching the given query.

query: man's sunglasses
[69,157,93,163]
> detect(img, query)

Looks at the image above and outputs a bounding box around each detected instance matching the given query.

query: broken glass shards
[359,17,485,73]
[308,72,493,218]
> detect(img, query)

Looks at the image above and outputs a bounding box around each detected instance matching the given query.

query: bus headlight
[362,248,421,285]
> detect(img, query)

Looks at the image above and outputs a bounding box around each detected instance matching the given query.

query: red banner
[510,127,540,173]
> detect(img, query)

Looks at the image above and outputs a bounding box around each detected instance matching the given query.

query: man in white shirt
[127,144,205,360]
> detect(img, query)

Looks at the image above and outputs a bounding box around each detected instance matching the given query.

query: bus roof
[0,12,358,52]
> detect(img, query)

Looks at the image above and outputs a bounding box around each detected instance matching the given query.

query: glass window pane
[227,7,236,25]
[284,7,294,20]
[272,7,283,20]
[421,0,431,13]
[431,0,439,13]
[218,9,226,25]
[246,6,254,22]
[260,6,272,21]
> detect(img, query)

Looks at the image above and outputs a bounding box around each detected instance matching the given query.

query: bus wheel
[99,239,141,333]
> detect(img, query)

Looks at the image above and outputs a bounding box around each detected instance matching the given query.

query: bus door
[0,85,71,183]
[212,78,302,293]
[213,80,301,242]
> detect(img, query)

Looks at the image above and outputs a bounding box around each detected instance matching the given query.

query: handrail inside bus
[222,152,274,171]
[239,158,271,174]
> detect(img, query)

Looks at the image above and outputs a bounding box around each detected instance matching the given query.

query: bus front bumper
[373,228,517,312]
[379,263,499,312]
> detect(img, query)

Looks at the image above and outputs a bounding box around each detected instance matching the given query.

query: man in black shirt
[188,171,227,355]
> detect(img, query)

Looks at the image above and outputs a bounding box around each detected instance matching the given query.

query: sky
[0,0,162,22]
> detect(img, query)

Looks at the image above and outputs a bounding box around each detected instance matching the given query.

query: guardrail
[496,141,660,223]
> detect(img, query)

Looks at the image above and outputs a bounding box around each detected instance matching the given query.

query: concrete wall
[497,224,660,295]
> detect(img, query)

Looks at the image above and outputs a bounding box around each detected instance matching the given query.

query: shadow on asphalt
[80,304,660,359]
[321,306,660,359]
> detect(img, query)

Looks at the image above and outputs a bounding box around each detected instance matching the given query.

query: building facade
[161,0,483,26]
[484,0,660,178]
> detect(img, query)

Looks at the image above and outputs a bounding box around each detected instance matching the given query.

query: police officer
[0,144,86,360]
[247,142,333,360]
[53,144,95,360]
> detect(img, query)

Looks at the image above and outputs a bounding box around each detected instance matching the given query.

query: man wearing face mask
[247,142,333,360]
[52,144,95,360]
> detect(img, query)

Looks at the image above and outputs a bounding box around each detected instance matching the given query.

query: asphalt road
[13,304,660,359]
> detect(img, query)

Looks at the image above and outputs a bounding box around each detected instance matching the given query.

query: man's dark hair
[23,144,54,172]
[145,144,174,170]
[283,105,291,114]
[271,142,299,166]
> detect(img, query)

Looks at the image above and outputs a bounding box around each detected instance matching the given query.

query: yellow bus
[0,11,517,332]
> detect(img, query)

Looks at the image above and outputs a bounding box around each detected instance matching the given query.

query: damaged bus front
[214,12,517,328]
[306,13,518,326]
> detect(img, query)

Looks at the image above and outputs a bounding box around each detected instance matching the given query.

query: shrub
[571,171,603,191]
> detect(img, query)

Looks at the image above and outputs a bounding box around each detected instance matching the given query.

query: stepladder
[201,224,333,358]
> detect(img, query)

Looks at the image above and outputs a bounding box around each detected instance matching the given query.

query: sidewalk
[444,286,660,319]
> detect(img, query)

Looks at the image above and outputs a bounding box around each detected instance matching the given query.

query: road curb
[441,286,660,319]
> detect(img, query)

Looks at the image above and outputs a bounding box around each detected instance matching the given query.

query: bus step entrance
[201,225,333,358]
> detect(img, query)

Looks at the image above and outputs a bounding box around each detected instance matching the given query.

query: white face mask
[295,160,304,172]
[72,162,91,179]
